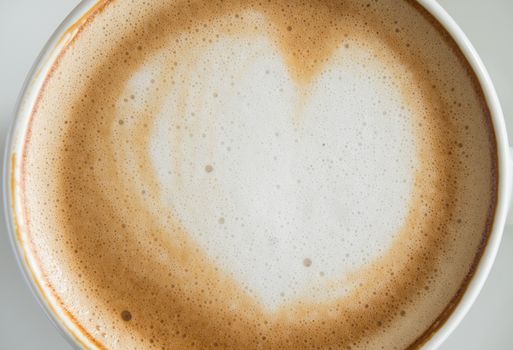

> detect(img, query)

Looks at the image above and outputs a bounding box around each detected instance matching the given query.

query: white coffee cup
[3,0,512,349]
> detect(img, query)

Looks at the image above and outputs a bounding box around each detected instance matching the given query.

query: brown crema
[17,0,497,349]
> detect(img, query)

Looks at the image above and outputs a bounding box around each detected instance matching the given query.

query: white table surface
[0,1,512,349]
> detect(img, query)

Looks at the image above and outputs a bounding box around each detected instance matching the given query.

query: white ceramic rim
[3,0,511,349]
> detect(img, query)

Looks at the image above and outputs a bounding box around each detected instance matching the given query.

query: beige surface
[0,0,511,349]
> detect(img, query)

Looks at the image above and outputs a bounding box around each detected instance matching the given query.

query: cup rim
[413,0,511,348]
[3,0,511,349]
[3,2,102,348]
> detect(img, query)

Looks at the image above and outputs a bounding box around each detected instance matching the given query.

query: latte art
[16,0,497,349]
[126,33,416,308]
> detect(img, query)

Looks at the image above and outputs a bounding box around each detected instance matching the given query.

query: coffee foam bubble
[17,0,497,349]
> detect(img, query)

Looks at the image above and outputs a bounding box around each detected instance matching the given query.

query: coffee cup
[3,0,512,349]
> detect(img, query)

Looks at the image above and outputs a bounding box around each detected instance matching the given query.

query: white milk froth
[115,29,417,308]
[16,0,497,349]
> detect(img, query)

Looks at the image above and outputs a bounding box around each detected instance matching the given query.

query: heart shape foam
[114,13,417,311]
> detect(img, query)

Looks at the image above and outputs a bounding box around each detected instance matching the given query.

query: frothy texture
[16,0,497,349]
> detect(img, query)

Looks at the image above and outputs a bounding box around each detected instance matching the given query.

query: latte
[15,0,497,348]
